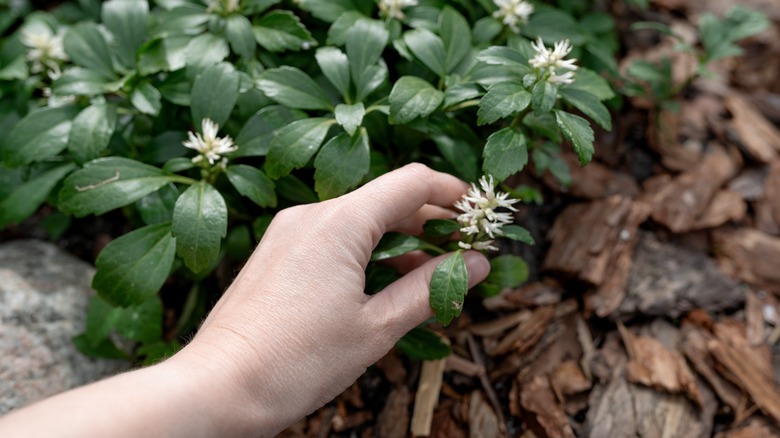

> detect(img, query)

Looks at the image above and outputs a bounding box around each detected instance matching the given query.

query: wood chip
[714,417,780,438]
[376,386,411,438]
[714,228,780,288]
[645,145,740,233]
[468,311,529,337]
[502,281,563,307]
[488,306,554,356]
[746,290,766,346]
[550,360,592,398]
[764,159,780,228]
[726,94,780,163]
[445,354,484,378]
[520,376,576,438]
[429,400,467,438]
[468,391,501,438]
[545,154,640,199]
[618,323,703,406]
[411,359,447,437]
[691,189,746,229]
[680,324,741,411]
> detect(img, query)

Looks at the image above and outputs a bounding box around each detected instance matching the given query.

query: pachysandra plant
[9,0,734,361]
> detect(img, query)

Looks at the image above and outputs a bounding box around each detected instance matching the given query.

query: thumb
[365,251,490,339]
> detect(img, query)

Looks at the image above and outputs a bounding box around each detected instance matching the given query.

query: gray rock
[0,240,127,414]
[617,232,744,319]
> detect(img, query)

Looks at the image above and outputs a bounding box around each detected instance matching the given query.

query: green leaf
[67,103,117,164]
[257,66,333,111]
[0,163,76,228]
[555,110,594,166]
[439,6,471,74]
[396,328,451,360]
[501,225,534,245]
[275,174,319,204]
[101,0,149,68]
[525,9,586,45]
[486,255,528,289]
[0,56,27,81]
[93,223,177,307]
[388,76,443,124]
[443,83,482,109]
[130,81,162,116]
[191,62,240,126]
[432,135,478,182]
[114,296,163,343]
[63,22,116,79]
[52,67,109,96]
[253,10,315,52]
[477,82,531,126]
[266,117,334,179]
[138,36,189,75]
[476,45,529,67]
[315,47,350,99]
[184,33,229,75]
[326,11,366,45]
[559,87,611,130]
[429,251,468,326]
[423,219,460,237]
[314,129,370,200]
[482,127,528,182]
[3,106,78,166]
[473,16,503,44]
[403,28,446,77]
[242,0,281,15]
[297,0,359,22]
[136,184,178,225]
[58,157,172,216]
[234,105,307,157]
[226,14,256,59]
[354,63,388,102]
[371,232,436,262]
[172,181,228,273]
[252,214,273,241]
[532,80,558,116]
[523,112,561,142]
[334,102,365,136]
[570,68,615,100]
[226,164,277,207]
[346,19,388,86]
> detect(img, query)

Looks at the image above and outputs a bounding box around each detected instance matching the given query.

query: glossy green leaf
[266,117,334,179]
[114,296,163,343]
[63,22,116,79]
[443,83,482,109]
[234,105,307,157]
[346,19,388,85]
[297,0,359,23]
[275,174,319,204]
[242,0,281,14]
[570,68,615,100]
[476,45,529,67]
[253,10,315,52]
[315,47,350,98]
[501,225,534,245]
[532,80,558,116]
[388,76,443,124]
[191,62,240,126]
[130,81,162,116]
[429,251,468,326]
[0,163,76,228]
[136,184,178,225]
[334,102,365,136]
[3,106,78,166]
[184,33,229,75]
[52,68,109,96]
[101,0,149,68]
[486,255,528,289]
[439,6,471,73]
[403,28,446,77]
[396,328,451,360]
[423,219,460,237]
[226,14,256,59]
[172,181,228,273]
[257,66,333,111]
[138,36,189,75]
[555,110,594,166]
[482,127,528,182]
[559,87,611,130]
[0,56,27,81]
[226,164,277,207]
[432,135,478,182]
[93,223,177,307]
[371,232,436,262]
[58,157,172,216]
[67,103,117,164]
[477,82,531,126]
[314,129,370,200]
[354,63,388,101]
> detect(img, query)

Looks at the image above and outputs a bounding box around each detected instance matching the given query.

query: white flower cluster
[492,0,534,33]
[379,0,418,20]
[183,118,238,167]
[207,0,240,14]
[529,37,578,85]
[454,175,519,252]
[21,28,68,80]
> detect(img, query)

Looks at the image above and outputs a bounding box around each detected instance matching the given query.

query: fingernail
[463,251,490,287]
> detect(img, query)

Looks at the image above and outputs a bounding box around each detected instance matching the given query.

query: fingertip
[463,251,490,287]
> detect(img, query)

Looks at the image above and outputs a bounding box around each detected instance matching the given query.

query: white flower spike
[454,175,519,251]
[492,0,534,33]
[379,0,418,20]
[183,118,238,166]
[529,37,578,85]
[21,28,68,80]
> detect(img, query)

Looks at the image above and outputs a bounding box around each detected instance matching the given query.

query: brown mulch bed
[279,2,780,437]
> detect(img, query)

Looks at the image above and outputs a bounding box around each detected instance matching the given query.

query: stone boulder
[0,240,127,414]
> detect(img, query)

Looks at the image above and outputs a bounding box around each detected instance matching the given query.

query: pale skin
[0,163,491,437]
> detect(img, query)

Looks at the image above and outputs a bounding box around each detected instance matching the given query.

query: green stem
[447,99,480,112]
[167,175,198,185]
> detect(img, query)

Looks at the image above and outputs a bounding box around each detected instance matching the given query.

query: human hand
[171,163,491,435]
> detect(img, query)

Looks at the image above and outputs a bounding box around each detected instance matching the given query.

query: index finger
[342,163,468,232]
